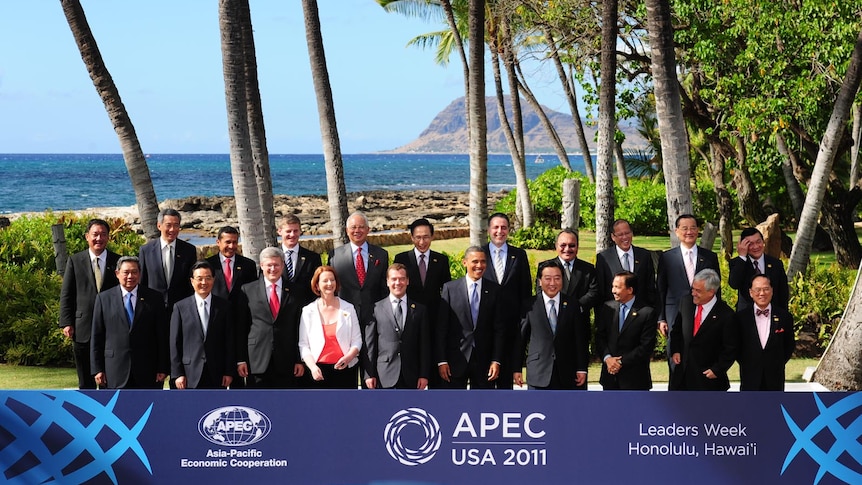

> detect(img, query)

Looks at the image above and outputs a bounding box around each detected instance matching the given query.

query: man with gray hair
[669,269,738,391]
[236,246,304,388]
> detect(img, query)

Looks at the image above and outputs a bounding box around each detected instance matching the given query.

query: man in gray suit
[236,247,304,388]
[170,261,234,389]
[514,260,588,390]
[436,247,506,389]
[139,208,197,312]
[91,256,169,389]
[59,218,120,389]
[364,263,431,389]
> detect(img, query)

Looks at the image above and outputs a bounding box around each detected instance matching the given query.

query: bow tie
[756,308,769,317]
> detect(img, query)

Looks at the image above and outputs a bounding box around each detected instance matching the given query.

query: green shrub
[615,183,670,235]
[789,260,854,349]
[442,250,466,280]
[508,224,558,250]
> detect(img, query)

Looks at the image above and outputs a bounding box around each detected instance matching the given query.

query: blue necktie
[125,292,135,326]
[470,282,479,327]
[619,303,628,331]
[548,299,558,335]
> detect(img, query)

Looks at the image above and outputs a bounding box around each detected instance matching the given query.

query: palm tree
[219,0,267,258]
[645,0,692,246]
[302,0,349,246]
[467,0,488,245]
[60,0,160,238]
[594,0,617,253]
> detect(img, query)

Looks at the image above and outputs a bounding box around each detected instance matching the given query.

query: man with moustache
[595,219,657,306]
[482,213,532,389]
[669,269,737,391]
[735,275,795,391]
[170,261,234,389]
[364,263,431,390]
[436,247,506,389]
[728,227,789,311]
[91,256,169,389]
[594,272,658,390]
[236,247,304,388]
[60,218,120,389]
[278,214,322,307]
[139,208,197,313]
[514,261,588,390]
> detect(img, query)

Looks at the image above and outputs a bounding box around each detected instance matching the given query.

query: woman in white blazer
[298,265,362,389]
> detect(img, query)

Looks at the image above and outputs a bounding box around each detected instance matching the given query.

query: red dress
[317,321,344,364]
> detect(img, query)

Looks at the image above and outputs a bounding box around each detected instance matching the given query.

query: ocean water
[0,153,586,213]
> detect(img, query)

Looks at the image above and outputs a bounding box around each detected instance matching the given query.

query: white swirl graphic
[384,408,442,466]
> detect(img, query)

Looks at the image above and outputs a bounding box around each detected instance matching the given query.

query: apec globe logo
[198,406,271,446]
[384,408,442,466]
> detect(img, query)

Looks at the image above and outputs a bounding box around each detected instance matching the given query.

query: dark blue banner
[0,390,859,484]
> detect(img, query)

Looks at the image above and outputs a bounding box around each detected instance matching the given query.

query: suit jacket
[139,238,198,310]
[484,244,531,380]
[595,246,657,307]
[207,253,258,304]
[515,294,588,389]
[594,298,657,390]
[329,243,389,326]
[91,286,169,389]
[170,294,235,388]
[728,255,789,311]
[669,297,738,391]
[298,297,362,368]
[237,277,302,376]
[735,305,795,391]
[393,249,451,322]
[536,257,601,314]
[435,278,506,379]
[59,249,120,343]
[363,297,431,388]
[656,245,721,325]
[283,245,322,307]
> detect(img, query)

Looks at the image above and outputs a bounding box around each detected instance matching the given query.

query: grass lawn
[0,359,820,390]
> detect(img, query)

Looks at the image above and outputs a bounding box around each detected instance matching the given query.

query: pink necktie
[224,258,232,290]
[269,284,279,319]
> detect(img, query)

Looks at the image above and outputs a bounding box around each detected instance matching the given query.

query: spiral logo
[384,408,442,466]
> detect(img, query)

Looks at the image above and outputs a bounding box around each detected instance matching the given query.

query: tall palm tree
[219,0,267,258]
[302,0,349,246]
[467,0,488,245]
[594,0,617,253]
[60,0,160,238]
[645,0,692,246]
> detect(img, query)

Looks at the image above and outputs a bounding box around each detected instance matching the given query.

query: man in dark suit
[170,261,234,389]
[735,274,795,391]
[139,208,197,312]
[278,214,322,307]
[513,261,588,390]
[236,247,304,388]
[657,214,721,368]
[329,212,389,326]
[595,219,657,306]
[393,218,451,325]
[59,218,120,389]
[669,269,738,391]
[536,229,600,389]
[482,213,531,389]
[728,227,789,311]
[595,271,658,390]
[436,246,506,389]
[364,263,431,389]
[91,256,169,389]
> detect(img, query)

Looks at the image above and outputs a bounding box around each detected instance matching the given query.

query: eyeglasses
[751,287,772,294]
[559,244,577,248]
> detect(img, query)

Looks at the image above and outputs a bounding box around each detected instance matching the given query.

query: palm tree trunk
[732,136,767,226]
[237,0,276,246]
[788,28,862,279]
[467,0,488,246]
[614,136,629,187]
[61,0,160,238]
[594,0,618,253]
[775,133,806,221]
[516,74,572,172]
[541,26,586,175]
[646,0,693,243]
[302,0,349,246]
[441,0,471,138]
[219,0,266,259]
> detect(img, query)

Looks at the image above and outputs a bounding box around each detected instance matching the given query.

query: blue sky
[0,1,567,154]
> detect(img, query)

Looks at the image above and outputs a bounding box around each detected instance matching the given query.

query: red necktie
[224,258,232,290]
[693,304,703,335]
[356,248,366,287]
[269,284,280,319]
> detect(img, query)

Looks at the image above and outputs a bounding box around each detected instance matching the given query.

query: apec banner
[0,390,860,484]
